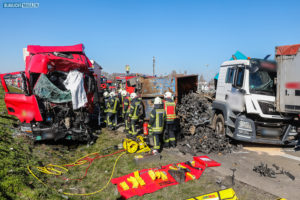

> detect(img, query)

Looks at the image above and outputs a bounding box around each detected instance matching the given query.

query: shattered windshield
[249,69,276,96]
[33,74,72,103]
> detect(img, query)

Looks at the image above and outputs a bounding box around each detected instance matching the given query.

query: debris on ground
[253,163,296,180]
[177,92,212,136]
[177,92,241,155]
[253,163,276,178]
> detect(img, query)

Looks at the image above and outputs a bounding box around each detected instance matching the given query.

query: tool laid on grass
[111,156,221,199]
[123,135,151,154]
[185,188,238,200]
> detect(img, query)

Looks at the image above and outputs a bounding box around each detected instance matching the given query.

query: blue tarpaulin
[214,73,219,80]
[230,51,247,60]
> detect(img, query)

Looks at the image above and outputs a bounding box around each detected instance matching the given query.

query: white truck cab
[212,58,298,145]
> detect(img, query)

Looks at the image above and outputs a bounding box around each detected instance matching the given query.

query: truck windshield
[249,69,276,96]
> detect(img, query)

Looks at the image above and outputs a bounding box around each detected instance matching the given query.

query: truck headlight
[238,120,252,131]
[288,126,298,136]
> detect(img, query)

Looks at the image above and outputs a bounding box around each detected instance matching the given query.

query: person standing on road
[148,97,166,155]
[128,93,144,137]
[163,91,177,148]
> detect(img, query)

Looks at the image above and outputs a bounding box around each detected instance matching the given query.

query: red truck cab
[0,44,98,142]
[115,75,136,93]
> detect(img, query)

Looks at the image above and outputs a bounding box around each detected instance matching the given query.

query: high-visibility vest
[148,108,165,133]
[164,100,176,121]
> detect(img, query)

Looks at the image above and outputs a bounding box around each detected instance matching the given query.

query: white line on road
[280,153,300,162]
[245,147,300,162]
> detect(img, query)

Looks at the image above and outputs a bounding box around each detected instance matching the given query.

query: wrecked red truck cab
[0,44,99,142]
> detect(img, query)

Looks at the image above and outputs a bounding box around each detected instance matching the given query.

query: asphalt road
[207,144,300,200]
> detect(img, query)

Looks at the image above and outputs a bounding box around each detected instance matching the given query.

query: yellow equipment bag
[185,188,238,200]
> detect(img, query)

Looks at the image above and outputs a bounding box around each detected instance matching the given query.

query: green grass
[0,86,278,200]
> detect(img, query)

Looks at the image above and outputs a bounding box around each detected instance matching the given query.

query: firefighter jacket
[164,98,176,123]
[118,93,124,109]
[107,96,119,114]
[129,98,144,120]
[148,104,166,134]
[104,97,110,113]
[123,96,131,114]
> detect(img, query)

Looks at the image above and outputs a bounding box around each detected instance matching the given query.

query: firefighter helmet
[109,91,116,97]
[130,92,137,99]
[121,90,128,97]
[154,97,162,105]
[103,91,109,97]
[164,91,172,99]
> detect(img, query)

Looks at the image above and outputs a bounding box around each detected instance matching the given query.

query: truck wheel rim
[216,120,224,134]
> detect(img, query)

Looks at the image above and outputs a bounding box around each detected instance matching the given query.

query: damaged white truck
[211,48,300,145]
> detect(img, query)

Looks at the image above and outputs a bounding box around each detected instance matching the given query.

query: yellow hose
[27,151,126,196]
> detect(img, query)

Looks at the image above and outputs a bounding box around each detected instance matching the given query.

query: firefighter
[121,90,131,133]
[118,89,125,122]
[148,97,166,155]
[163,91,177,148]
[103,91,109,126]
[128,93,144,136]
[107,91,119,130]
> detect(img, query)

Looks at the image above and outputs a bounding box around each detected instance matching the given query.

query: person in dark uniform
[128,93,144,137]
[163,91,177,148]
[148,97,166,155]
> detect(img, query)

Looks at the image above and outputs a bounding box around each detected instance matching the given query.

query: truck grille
[258,101,280,115]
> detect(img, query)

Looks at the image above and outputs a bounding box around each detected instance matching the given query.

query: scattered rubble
[253,163,276,178]
[177,92,212,136]
[177,92,240,155]
[253,163,296,180]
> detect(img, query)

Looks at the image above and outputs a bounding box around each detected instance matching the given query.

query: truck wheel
[215,114,225,135]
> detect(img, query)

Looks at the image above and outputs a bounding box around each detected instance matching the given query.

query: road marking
[244,147,300,162]
[280,154,300,162]
[233,151,249,154]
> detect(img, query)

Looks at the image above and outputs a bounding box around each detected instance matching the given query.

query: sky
[0,0,299,80]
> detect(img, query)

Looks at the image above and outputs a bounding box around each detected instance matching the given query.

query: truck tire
[215,114,225,135]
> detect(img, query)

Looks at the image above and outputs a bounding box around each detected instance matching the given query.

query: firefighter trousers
[164,123,176,147]
[107,112,117,129]
[153,133,162,150]
[129,119,139,136]
[124,113,130,132]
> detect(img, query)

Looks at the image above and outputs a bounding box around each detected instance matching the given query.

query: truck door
[229,65,245,112]
[224,66,235,101]
[0,72,43,123]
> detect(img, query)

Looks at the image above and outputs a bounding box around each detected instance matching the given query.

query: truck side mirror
[239,89,246,94]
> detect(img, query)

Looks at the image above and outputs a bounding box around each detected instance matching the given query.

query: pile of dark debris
[176,92,242,155]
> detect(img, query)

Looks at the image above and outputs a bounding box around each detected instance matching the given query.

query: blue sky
[0,0,299,80]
